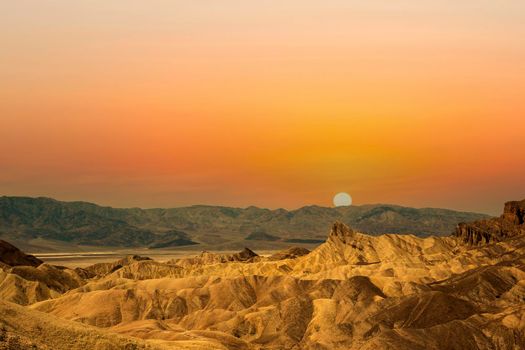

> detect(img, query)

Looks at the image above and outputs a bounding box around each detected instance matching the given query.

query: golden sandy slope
[0,299,179,350]
[0,298,252,350]
[2,217,525,349]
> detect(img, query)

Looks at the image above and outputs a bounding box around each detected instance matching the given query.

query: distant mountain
[0,196,490,250]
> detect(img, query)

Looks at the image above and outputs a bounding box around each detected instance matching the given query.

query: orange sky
[1,1,524,214]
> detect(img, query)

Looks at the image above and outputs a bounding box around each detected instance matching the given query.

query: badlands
[1,200,525,349]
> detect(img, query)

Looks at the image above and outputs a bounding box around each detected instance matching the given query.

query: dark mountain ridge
[0,196,490,250]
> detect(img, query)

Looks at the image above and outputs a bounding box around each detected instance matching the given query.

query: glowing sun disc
[333,192,352,207]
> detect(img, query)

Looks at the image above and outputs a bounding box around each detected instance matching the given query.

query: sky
[1,1,524,215]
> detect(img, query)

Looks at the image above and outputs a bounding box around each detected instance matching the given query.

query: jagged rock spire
[328,221,355,244]
[455,199,525,245]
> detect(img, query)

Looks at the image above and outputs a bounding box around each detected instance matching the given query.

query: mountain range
[0,196,490,251]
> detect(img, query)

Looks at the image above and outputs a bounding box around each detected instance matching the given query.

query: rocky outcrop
[0,240,42,267]
[328,221,356,244]
[503,200,525,225]
[455,200,525,245]
[0,241,86,305]
[230,247,258,262]
[169,247,260,268]
[196,247,259,264]
[84,255,152,277]
[268,247,310,261]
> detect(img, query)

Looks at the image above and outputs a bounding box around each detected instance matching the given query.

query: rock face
[0,240,42,267]
[503,200,525,225]
[455,199,525,245]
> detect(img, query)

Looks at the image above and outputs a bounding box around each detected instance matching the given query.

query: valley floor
[34,249,264,268]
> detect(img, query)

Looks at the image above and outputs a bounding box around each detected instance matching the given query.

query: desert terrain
[1,200,524,349]
[3,1,524,348]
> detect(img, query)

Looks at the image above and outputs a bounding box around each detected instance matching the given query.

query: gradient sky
[1,1,524,214]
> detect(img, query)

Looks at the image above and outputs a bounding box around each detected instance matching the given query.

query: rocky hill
[0,196,489,250]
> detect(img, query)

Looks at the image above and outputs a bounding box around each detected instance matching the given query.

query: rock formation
[170,247,259,268]
[455,199,525,245]
[328,220,356,244]
[0,239,42,267]
[268,246,310,260]
[84,255,152,277]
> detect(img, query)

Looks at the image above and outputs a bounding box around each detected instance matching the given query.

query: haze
[1,1,524,214]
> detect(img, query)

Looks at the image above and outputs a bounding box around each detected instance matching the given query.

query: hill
[0,196,490,250]
[0,239,42,267]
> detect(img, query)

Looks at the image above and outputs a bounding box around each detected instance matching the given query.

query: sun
[333,192,352,207]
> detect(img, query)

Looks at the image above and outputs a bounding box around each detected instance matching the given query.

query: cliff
[455,199,525,245]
